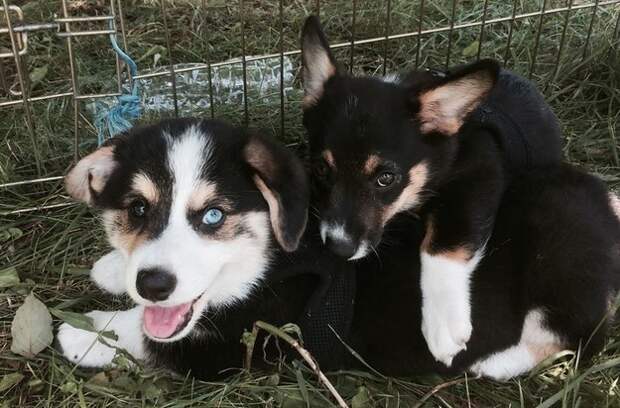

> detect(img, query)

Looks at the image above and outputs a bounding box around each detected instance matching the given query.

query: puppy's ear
[415,59,500,136]
[244,134,309,252]
[301,16,338,109]
[65,145,117,205]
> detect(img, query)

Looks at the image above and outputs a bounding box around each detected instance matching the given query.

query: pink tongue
[143,302,192,339]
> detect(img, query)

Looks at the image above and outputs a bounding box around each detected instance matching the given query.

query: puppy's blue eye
[202,208,224,226]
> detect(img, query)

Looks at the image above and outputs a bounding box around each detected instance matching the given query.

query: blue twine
[95,22,141,145]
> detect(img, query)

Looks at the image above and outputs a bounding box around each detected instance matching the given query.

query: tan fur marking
[421,218,473,262]
[363,154,380,175]
[438,247,473,262]
[302,44,336,108]
[245,139,275,179]
[382,162,429,224]
[65,146,116,204]
[188,181,217,211]
[418,73,492,136]
[210,213,244,241]
[322,150,336,169]
[103,210,147,255]
[526,341,563,364]
[421,218,434,252]
[253,175,286,249]
[131,173,160,204]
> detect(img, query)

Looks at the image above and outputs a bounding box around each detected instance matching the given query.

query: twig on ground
[249,320,349,408]
[413,377,472,408]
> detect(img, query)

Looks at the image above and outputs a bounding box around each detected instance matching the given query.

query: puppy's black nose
[136,268,176,302]
[325,236,357,259]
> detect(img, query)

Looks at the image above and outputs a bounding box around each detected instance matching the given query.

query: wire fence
[1,0,619,215]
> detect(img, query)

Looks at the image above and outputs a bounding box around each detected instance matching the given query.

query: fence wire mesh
[1,0,619,215]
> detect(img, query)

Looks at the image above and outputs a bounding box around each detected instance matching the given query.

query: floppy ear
[301,16,339,108]
[244,134,309,252]
[65,145,117,205]
[416,59,500,136]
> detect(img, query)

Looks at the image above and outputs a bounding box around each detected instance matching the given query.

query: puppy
[344,164,620,380]
[301,16,564,366]
[57,119,355,378]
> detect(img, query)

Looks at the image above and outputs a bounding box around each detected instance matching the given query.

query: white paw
[91,250,127,295]
[57,319,117,367]
[421,298,472,366]
[420,250,482,367]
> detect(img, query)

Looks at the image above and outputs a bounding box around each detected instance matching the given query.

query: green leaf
[60,381,78,395]
[10,293,53,358]
[141,380,163,401]
[50,309,117,341]
[462,40,480,58]
[293,360,310,408]
[0,373,24,392]
[50,309,95,331]
[351,386,372,408]
[29,65,48,87]
[113,374,138,392]
[0,267,20,288]
[0,228,23,243]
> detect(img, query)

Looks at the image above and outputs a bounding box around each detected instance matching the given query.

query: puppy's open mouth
[143,296,201,339]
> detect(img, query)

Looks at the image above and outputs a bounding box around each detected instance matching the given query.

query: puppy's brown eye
[130,199,148,218]
[376,172,395,187]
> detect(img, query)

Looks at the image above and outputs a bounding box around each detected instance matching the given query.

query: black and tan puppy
[301,16,563,366]
[300,15,617,372]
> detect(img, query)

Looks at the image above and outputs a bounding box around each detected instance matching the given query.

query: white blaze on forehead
[167,125,215,221]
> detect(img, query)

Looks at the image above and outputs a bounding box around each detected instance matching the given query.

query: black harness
[270,243,356,369]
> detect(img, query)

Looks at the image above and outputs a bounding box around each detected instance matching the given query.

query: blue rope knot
[95,21,142,145]
[95,94,141,146]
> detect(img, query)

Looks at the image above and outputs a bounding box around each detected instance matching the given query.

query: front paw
[91,250,127,295]
[421,296,472,367]
[57,319,116,367]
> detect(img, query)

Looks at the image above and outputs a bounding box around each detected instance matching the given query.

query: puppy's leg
[469,309,564,381]
[420,167,503,367]
[420,243,483,367]
[57,306,144,367]
[91,250,127,295]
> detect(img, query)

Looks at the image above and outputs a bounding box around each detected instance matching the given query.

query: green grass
[1,0,620,406]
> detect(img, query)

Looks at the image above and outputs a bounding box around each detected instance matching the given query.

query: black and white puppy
[301,16,564,367]
[57,119,353,378]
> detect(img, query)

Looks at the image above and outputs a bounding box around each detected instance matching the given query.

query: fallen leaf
[351,386,372,408]
[60,380,78,395]
[29,65,48,88]
[0,373,24,392]
[0,267,20,288]
[50,309,95,331]
[50,309,117,341]
[0,228,23,243]
[462,40,480,58]
[10,293,53,358]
